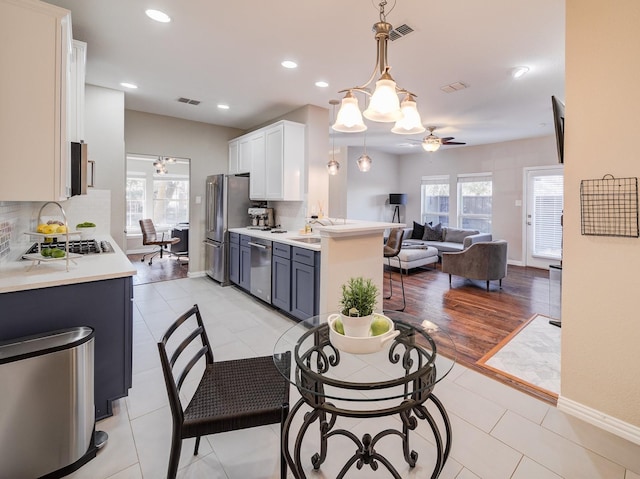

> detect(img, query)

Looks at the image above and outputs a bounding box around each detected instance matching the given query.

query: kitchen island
[229,220,402,317]
[0,236,135,419]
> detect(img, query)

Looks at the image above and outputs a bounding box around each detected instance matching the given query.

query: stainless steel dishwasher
[248,237,272,303]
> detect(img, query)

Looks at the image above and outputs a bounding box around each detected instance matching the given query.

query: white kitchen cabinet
[0,0,72,201]
[264,121,305,201]
[238,137,252,173]
[229,119,306,201]
[68,39,87,143]
[228,139,239,173]
[248,132,266,199]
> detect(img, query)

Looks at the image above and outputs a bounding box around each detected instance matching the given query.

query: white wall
[344,147,403,223]
[84,85,125,248]
[398,135,557,263]
[124,110,242,274]
[559,0,640,440]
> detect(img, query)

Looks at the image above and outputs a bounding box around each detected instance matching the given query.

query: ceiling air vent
[177,97,201,106]
[390,23,414,41]
[440,82,469,93]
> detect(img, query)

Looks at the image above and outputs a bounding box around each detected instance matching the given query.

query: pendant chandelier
[332,0,424,135]
[153,156,175,175]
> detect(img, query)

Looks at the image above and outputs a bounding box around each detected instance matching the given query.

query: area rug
[477,314,561,395]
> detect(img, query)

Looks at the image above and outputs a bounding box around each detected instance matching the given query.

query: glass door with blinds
[525,167,564,269]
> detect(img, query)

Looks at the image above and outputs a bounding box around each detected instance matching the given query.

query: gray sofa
[401,225,492,256]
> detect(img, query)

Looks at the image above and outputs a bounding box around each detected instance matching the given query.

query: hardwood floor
[129,254,555,403]
[127,252,188,285]
[383,262,556,404]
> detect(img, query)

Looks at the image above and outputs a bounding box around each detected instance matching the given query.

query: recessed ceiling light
[281,60,298,69]
[315,81,329,88]
[217,104,230,110]
[120,82,138,89]
[512,66,530,79]
[145,9,171,23]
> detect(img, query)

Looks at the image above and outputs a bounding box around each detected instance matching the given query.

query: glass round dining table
[273,310,457,479]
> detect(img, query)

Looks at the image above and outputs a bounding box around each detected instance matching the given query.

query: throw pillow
[423,222,443,241]
[411,221,425,239]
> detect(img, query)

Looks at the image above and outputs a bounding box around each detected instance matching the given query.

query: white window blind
[421,175,450,226]
[532,175,563,258]
[457,173,492,232]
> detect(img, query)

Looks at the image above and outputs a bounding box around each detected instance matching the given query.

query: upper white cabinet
[248,133,266,199]
[0,0,72,201]
[264,121,305,201]
[68,39,87,143]
[229,120,305,201]
[238,136,253,174]
[228,139,239,174]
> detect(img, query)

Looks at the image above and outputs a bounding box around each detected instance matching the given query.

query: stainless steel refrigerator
[205,174,251,284]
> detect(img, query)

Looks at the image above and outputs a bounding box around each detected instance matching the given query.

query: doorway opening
[125,153,190,284]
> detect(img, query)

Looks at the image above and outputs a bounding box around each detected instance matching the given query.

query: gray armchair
[441,240,508,291]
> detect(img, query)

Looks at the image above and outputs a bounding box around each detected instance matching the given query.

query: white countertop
[230,220,405,251]
[229,227,322,251]
[0,235,136,294]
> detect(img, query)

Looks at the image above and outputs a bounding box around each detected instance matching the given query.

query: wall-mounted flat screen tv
[552,95,565,164]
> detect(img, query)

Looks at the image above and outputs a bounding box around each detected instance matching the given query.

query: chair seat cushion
[183,355,289,437]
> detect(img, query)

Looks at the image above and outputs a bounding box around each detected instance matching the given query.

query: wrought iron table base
[283,393,451,479]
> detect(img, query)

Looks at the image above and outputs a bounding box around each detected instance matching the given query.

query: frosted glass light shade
[357,154,372,172]
[363,78,402,122]
[332,94,367,132]
[422,136,441,152]
[391,96,425,134]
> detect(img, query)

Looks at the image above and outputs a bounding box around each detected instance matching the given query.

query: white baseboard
[188,271,206,278]
[507,259,524,266]
[557,395,640,446]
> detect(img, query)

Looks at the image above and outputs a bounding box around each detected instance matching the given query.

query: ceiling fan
[411,126,466,152]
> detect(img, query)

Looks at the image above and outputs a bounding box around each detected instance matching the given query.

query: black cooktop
[25,239,114,255]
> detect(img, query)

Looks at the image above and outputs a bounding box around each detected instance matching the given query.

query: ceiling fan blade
[442,141,466,145]
[440,137,455,142]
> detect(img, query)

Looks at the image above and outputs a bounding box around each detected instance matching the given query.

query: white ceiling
[46,0,565,155]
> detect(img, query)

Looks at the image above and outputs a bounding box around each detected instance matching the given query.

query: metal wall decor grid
[580,174,639,237]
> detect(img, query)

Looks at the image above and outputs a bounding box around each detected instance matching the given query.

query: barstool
[383,228,406,311]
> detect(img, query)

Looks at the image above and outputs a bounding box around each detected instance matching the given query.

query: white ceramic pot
[329,312,373,338]
[327,314,400,354]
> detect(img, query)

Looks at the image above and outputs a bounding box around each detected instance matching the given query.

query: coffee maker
[248,207,275,229]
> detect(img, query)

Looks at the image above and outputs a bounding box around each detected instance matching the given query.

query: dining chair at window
[383,228,406,311]
[157,304,291,479]
[139,218,180,265]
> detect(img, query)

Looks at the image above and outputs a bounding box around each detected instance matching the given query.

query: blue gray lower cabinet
[271,242,320,321]
[271,243,292,311]
[0,276,133,420]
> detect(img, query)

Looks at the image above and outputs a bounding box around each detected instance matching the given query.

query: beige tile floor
[68,277,640,479]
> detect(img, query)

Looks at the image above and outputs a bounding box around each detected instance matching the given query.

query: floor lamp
[389,194,407,223]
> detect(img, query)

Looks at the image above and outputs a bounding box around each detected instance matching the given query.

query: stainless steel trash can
[549,265,562,327]
[0,327,96,479]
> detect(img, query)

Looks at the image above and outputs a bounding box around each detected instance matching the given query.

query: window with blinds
[457,173,492,232]
[532,175,563,258]
[421,176,450,226]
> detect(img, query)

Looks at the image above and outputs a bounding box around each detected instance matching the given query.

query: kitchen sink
[290,237,321,244]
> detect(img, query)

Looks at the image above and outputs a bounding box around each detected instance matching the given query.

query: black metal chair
[157,304,291,479]
[383,228,406,311]
[139,218,181,265]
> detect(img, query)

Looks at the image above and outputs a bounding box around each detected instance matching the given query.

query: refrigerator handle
[206,180,215,233]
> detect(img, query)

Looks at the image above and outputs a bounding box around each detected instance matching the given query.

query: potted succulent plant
[337,277,379,337]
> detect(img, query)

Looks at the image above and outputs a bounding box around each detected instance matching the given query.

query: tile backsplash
[0,190,112,263]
